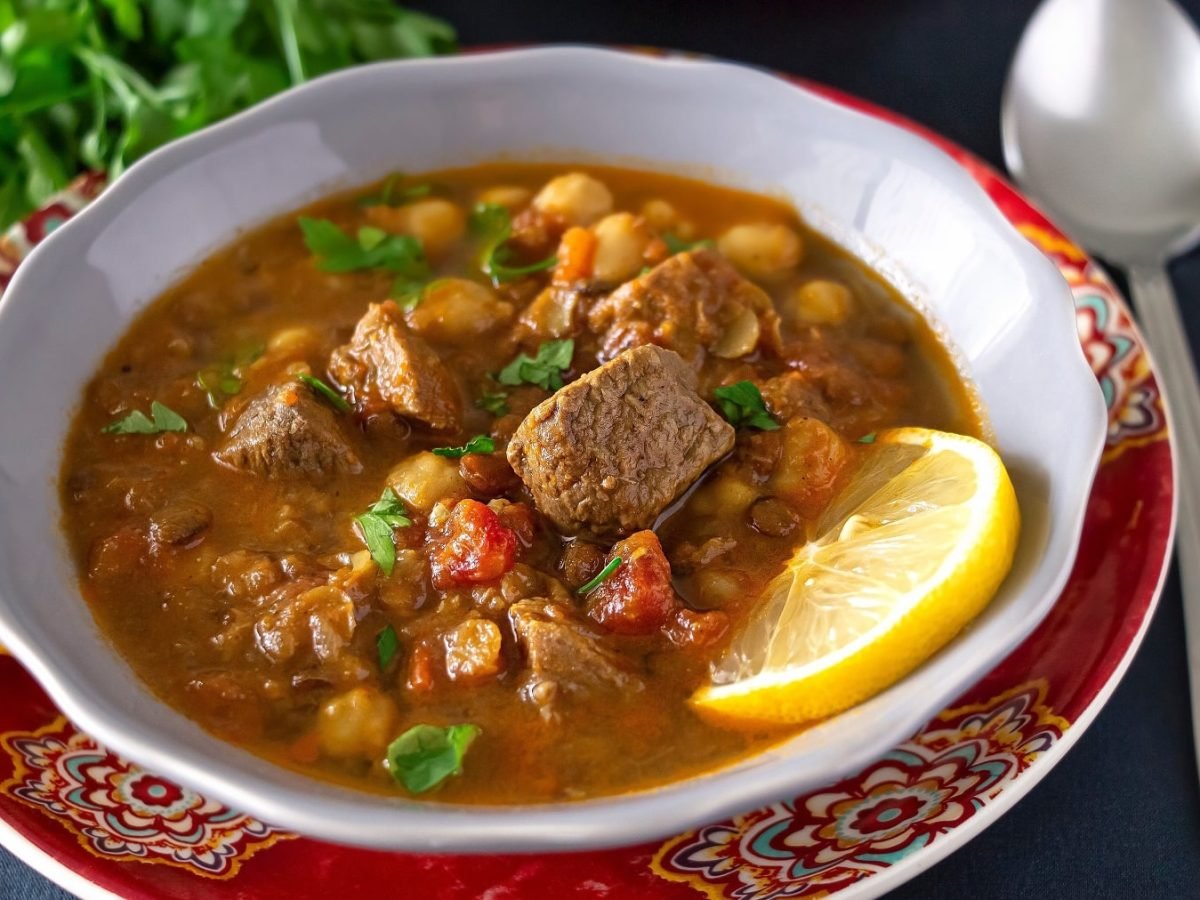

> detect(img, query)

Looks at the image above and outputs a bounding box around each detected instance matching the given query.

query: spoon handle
[1128,262,1200,767]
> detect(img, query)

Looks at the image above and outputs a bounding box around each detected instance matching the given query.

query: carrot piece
[553,226,597,284]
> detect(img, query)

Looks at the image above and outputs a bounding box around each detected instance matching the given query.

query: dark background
[4,1,1200,896]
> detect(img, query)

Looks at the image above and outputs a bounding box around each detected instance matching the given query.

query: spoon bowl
[1003,0,1200,262]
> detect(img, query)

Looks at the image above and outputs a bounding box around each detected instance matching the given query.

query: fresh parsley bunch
[0,0,456,230]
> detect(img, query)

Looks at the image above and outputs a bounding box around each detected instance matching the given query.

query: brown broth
[60,163,981,803]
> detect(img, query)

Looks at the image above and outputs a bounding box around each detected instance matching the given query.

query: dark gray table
[5,2,1200,896]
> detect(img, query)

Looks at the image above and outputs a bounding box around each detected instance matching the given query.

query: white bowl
[0,47,1106,852]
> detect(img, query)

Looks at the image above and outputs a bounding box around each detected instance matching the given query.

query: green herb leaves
[196,342,264,407]
[858,432,877,444]
[386,723,480,794]
[299,218,431,301]
[713,381,780,431]
[355,487,412,576]
[0,1,456,231]
[469,201,556,283]
[377,624,399,670]
[578,557,622,595]
[102,401,188,434]
[475,392,510,416]
[297,373,350,413]
[431,435,495,459]
[299,218,429,276]
[662,233,715,256]
[497,339,574,391]
[358,173,432,207]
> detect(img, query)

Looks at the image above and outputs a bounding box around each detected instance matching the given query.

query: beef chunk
[148,500,212,547]
[214,383,360,478]
[508,599,641,711]
[586,248,779,365]
[329,301,461,431]
[506,345,735,536]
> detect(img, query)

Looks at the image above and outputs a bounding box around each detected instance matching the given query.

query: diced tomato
[429,498,519,588]
[488,499,536,547]
[585,530,678,635]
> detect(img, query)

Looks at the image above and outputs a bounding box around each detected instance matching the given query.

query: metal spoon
[1003,0,1200,764]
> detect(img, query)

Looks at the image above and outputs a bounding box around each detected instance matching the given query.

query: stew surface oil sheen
[61,164,981,803]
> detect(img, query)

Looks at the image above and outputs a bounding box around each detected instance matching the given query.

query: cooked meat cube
[329,300,462,432]
[254,583,357,665]
[148,499,212,547]
[506,345,734,536]
[214,382,361,478]
[586,248,779,365]
[585,530,678,635]
[508,599,642,710]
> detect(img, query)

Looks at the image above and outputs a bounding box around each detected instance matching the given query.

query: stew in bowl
[63,163,986,802]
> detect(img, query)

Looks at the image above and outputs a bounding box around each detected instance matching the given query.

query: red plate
[0,65,1174,900]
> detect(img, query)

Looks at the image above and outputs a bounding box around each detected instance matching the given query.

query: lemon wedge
[690,427,1020,727]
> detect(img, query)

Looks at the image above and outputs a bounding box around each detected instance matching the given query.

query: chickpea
[268,326,319,357]
[405,278,514,344]
[591,212,651,283]
[717,223,804,281]
[785,280,854,326]
[317,687,399,759]
[388,452,469,511]
[640,198,697,239]
[366,198,465,258]
[477,185,532,211]
[532,172,613,226]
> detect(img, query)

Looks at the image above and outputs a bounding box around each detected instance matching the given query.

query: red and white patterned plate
[0,70,1174,900]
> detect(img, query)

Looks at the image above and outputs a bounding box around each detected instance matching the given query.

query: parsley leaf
[0,2,456,232]
[475,391,510,416]
[299,217,430,278]
[712,381,780,431]
[197,341,264,407]
[497,339,574,391]
[578,557,622,595]
[102,401,188,434]
[358,173,434,207]
[386,723,480,794]
[662,233,716,256]
[354,487,412,576]
[431,435,495,459]
[858,432,877,444]
[377,624,399,670]
[469,201,556,283]
[297,374,350,412]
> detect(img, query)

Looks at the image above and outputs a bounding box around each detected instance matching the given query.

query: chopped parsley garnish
[712,381,780,431]
[357,173,434,207]
[392,278,426,311]
[354,487,412,576]
[298,217,429,279]
[662,233,715,256]
[386,723,480,794]
[431,435,495,458]
[497,339,574,391]
[469,201,557,283]
[858,432,877,444]
[377,625,400,671]
[297,374,350,413]
[102,401,188,435]
[578,557,622,595]
[196,342,264,407]
[475,391,510,416]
